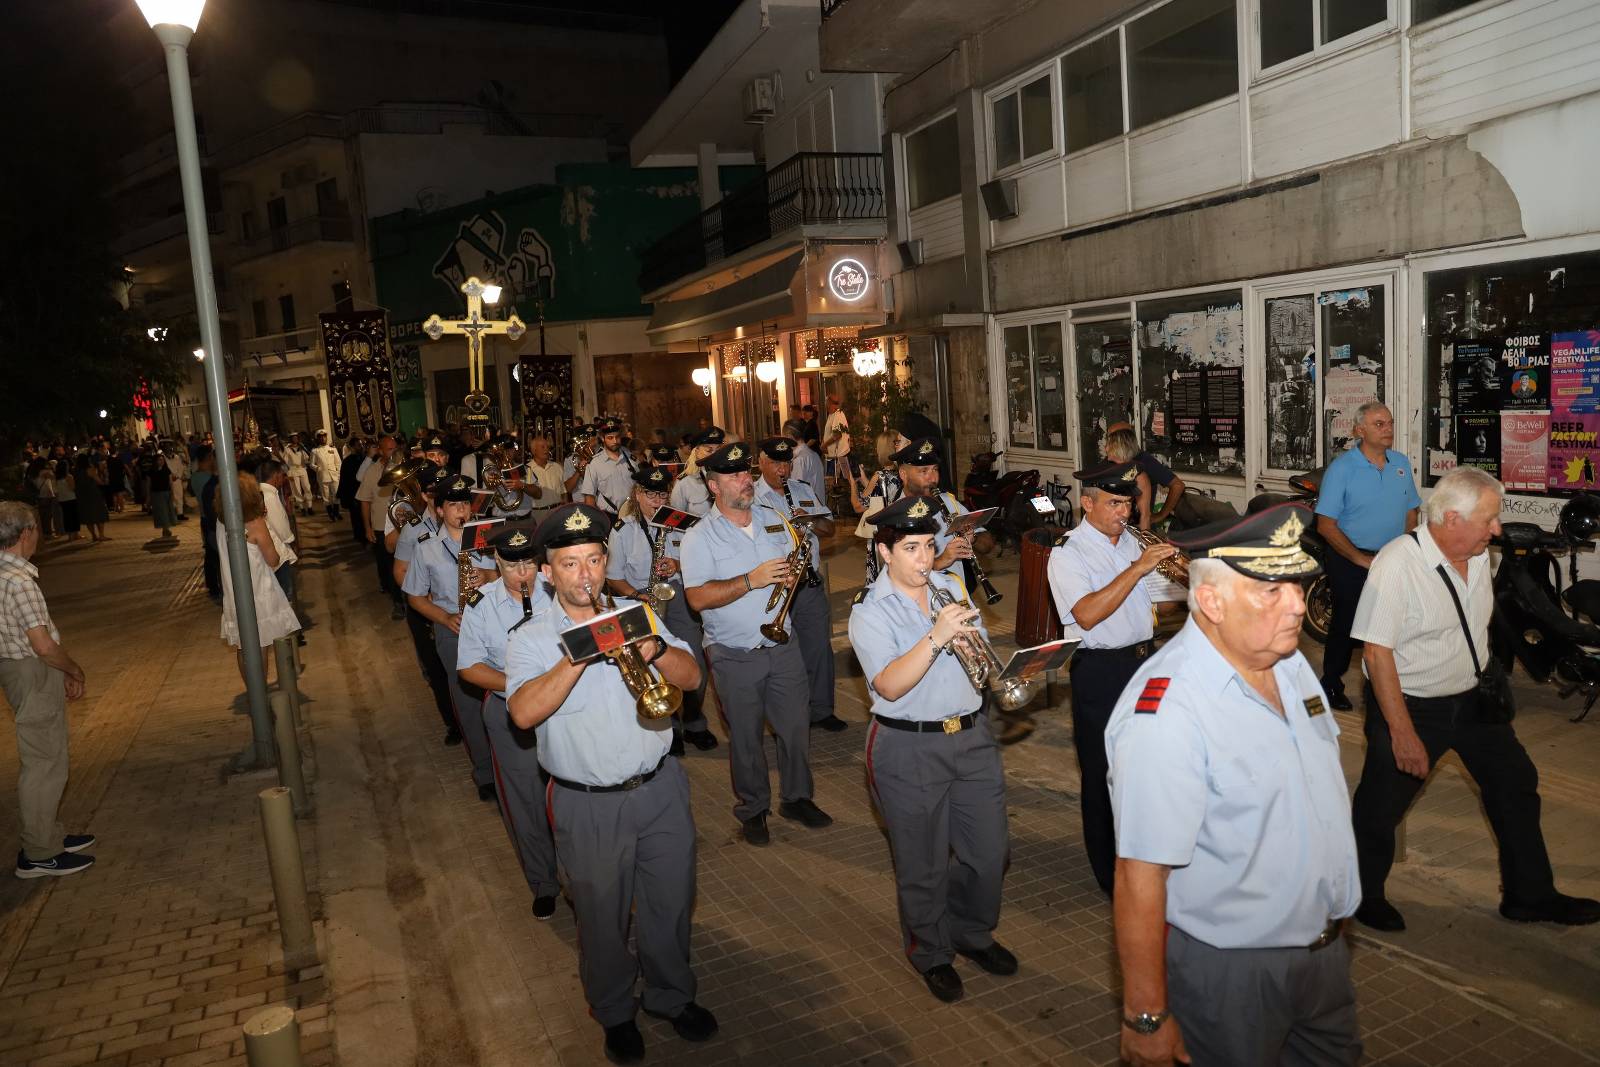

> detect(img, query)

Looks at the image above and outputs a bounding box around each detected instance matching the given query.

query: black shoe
[443,728,462,746]
[1500,893,1600,925]
[812,714,848,732]
[62,833,96,854]
[669,733,685,758]
[921,963,964,1003]
[683,729,719,751]
[644,1001,718,1042]
[741,814,769,846]
[389,603,406,621]
[532,895,557,921]
[1328,692,1353,711]
[15,850,95,879]
[957,942,1018,976]
[478,783,497,803]
[778,798,833,829]
[1355,897,1406,932]
[603,1020,645,1064]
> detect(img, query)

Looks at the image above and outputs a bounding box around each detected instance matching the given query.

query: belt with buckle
[549,754,669,794]
[1075,639,1155,661]
[872,712,979,735]
[1308,918,1343,951]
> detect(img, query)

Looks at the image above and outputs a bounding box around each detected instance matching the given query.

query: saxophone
[1122,522,1190,587]
[586,584,681,720]
[644,525,677,608]
[457,533,484,608]
[925,574,1037,712]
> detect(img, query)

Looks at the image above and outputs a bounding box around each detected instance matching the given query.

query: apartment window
[1413,0,1481,22]
[1127,0,1238,129]
[990,72,1053,172]
[1061,33,1124,153]
[1002,322,1069,452]
[316,178,340,216]
[240,211,256,240]
[904,114,961,210]
[1259,0,1388,70]
[251,300,268,337]
[279,294,296,332]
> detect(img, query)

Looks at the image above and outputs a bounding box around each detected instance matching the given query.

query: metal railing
[235,215,354,261]
[638,151,884,294]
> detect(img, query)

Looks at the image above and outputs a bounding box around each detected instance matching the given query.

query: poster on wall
[1499,333,1550,411]
[1324,366,1380,449]
[1136,292,1244,476]
[1264,295,1316,471]
[1456,413,1500,478]
[1500,411,1549,492]
[1451,340,1500,413]
[1205,366,1243,450]
[1548,416,1600,491]
[1170,368,1204,447]
[1551,330,1600,416]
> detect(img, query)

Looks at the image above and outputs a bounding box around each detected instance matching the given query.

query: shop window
[1135,290,1245,475]
[1003,323,1069,452]
[1127,0,1238,129]
[1424,250,1600,493]
[1263,287,1387,472]
[1074,320,1134,461]
[1413,0,1483,22]
[991,72,1054,172]
[1061,33,1125,154]
[904,114,961,210]
[1258,0,1388,70]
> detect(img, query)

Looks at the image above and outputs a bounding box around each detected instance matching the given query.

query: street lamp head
[135,0,206,31]
[481,283,503,305]
[193,348,206,362]
[99,410,109,419]
[755,360,780,384]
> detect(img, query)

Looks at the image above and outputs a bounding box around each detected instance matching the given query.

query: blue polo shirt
[1314,446,1420,552]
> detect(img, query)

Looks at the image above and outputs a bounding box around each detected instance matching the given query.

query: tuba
[1122,523,1190,587]
[760,514,817,645]
[480,444,528,513]
[587,584,682,720]
[379,457,430,528]
[925,575,1037,712]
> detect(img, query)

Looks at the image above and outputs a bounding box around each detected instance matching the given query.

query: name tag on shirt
[1305,695,1327,717]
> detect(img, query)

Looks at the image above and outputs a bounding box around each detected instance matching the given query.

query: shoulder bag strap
[1433,562,1482,676]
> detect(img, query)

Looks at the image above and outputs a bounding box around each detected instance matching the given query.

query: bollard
[243,1005,303,1067]
[270,692,310,815]
[258,787,318,971]
[272,638,303,732]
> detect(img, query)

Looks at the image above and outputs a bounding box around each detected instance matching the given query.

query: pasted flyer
[1500,411,1548,492]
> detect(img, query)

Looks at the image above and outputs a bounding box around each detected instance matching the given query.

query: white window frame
[984,64,1059,179]
[1252,0,1397,81]
[1058,24,1129,161]
[898,109,962,220]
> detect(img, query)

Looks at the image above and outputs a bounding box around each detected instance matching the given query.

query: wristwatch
[1122,1009,1170,1035]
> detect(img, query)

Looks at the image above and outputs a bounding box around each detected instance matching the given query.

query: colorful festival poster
[1499,333,1550,411]
[1548,416,1600,491]
[1500,412,1549,492]
[1456,414,1500,479]
[1551,330,1600,416]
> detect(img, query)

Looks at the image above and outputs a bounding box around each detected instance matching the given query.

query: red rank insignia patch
[1135,677,1170,714]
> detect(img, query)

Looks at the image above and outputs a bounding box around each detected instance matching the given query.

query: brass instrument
[457,529,485,608]
[929,492,1003,605]
[1122,522,1190,587]
[645,525,677,608]
[586,584,681,720]
[780,479,824,589]
[379,456,430,528]
[480,444,528,513]
[760,514,817,645]
[925,575,1037,712]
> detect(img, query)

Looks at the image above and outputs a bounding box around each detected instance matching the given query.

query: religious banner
[519,355,574,418]
[319,309,397,439]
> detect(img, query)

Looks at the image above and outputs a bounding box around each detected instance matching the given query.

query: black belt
[549,754,668,794]
[1074,639,1155,661]
[1308,918,1344,951]
[872,712,979,735]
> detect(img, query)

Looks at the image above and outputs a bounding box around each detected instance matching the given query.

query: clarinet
[509,586,535,633]
[782,478,823,588]
[931,492,1003,606]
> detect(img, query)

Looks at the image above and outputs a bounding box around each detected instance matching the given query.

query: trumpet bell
[759,621,790,645]
[378,456,430,487]
[993,677,1038,713]
[638,681,682,720]
[648,580,677,603]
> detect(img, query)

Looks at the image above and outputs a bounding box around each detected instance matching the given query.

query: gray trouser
[791,581,835,721]
[0,657,69,861]
[866,714,1007,972]
[547,757,697,1027]
[1167,925,1361,1067]
[662,592,709,733]
[434,626,494,788]
[706,642,812,821]
[481,693,559,898]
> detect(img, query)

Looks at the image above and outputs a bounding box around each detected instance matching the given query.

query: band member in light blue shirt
[578,416,638,515]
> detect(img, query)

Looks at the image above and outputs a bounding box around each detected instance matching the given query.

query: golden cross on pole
[422,276,526,428]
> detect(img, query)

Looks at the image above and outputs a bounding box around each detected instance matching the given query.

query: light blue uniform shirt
[1106,619,1360,948]
[1047,523,1154,649]
[791,444,825,499]
[503,596,688,785]
[400,530,493,614]
[669,472,711,517]
[457,577,551,695]
[394,510,440,565]
[577,449,637,513]
[753,475,830,563]
[849,568,986,721]
[606,514,686,591]
[679,505,793,649]
[1314,446,1421,552]
[928,490,975,554]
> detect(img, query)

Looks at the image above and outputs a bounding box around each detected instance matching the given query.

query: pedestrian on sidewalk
[254,459,303,628]
[1349,467,1600,931]
[56,459,80,542]
[339,437,370,544]
[27,459,59,540]
[312,430,341,521]
[141,442,176,540]
[358,434,406,617]
[74,453,110,543]
[218,474,298,688]
[0,502,96,879]
[195,447,222,601]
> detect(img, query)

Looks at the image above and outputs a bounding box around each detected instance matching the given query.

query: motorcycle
[1246,468,1333,643]
[962,450,1048,554]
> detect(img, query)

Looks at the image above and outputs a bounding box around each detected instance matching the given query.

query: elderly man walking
[0,502,96,878]
[1314,401,1420,710]
[1349,467,1600,931]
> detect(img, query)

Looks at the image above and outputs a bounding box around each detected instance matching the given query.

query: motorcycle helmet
[1558,493,1600,543]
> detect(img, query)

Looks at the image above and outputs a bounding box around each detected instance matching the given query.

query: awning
[645,251,803,346]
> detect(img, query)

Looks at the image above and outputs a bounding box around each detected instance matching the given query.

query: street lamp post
[137,0,275,769]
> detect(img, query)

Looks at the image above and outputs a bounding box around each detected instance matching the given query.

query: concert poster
[1455,414,1500,479]
[1500,412,1549,492]
[1451,341,1500,414]
[1499,333,1550,411]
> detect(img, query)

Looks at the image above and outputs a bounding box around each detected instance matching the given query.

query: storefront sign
[827,258,870,302]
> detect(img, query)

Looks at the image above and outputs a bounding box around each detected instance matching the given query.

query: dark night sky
[577,0,745,84]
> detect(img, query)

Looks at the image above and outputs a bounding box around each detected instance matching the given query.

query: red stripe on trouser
[864,720,880,802]
[545,777,556,833]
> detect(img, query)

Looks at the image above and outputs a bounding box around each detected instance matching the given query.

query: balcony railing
[234,215,354,262]
[639,151,884,294]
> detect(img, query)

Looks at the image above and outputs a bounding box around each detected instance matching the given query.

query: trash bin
[1015,525,1065,648]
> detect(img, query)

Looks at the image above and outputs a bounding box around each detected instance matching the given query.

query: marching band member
[680,441,831,845]
[401,474,499,800]
[457,521,559,919]
[669,426,723,519]
[578,416,637,515]
[504,504,715,1065]
[389,463,461,745]
[562,423,597,499]
[889,437,977,584]
[849,495,1016,1004]
[606,465,718,753]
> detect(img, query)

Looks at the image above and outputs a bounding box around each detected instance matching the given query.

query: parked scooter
[1246,468,1333,643]
[962,450,1047,554]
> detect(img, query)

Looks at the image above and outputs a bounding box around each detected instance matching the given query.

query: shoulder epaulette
[417,532,432,543]
[850,588,868,606]
[613,517,625,531]
[464,589,484,607]
[1053,530,1071,547]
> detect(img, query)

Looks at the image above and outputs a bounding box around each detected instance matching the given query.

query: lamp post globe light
[137,0,276,769]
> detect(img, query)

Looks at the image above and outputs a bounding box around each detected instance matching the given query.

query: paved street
[1,507,1597,1066]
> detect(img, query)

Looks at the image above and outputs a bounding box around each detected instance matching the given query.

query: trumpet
[760,514,817,645]
[645,526,677,608]
[480,444,527,513]
[925,574,1037,712]
[586,584,681,721]
[1122,522,1190,587]
[379,456,430,528]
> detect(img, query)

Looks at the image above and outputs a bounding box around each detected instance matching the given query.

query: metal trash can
[1015,525,1066,648]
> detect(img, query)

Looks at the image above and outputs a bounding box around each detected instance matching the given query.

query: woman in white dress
[218,473,301,686]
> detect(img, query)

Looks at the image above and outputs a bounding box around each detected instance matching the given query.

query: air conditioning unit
[980,177,1019,221]
[280,162,318,189]
[743,76,776,124]
[897,239,924,270]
